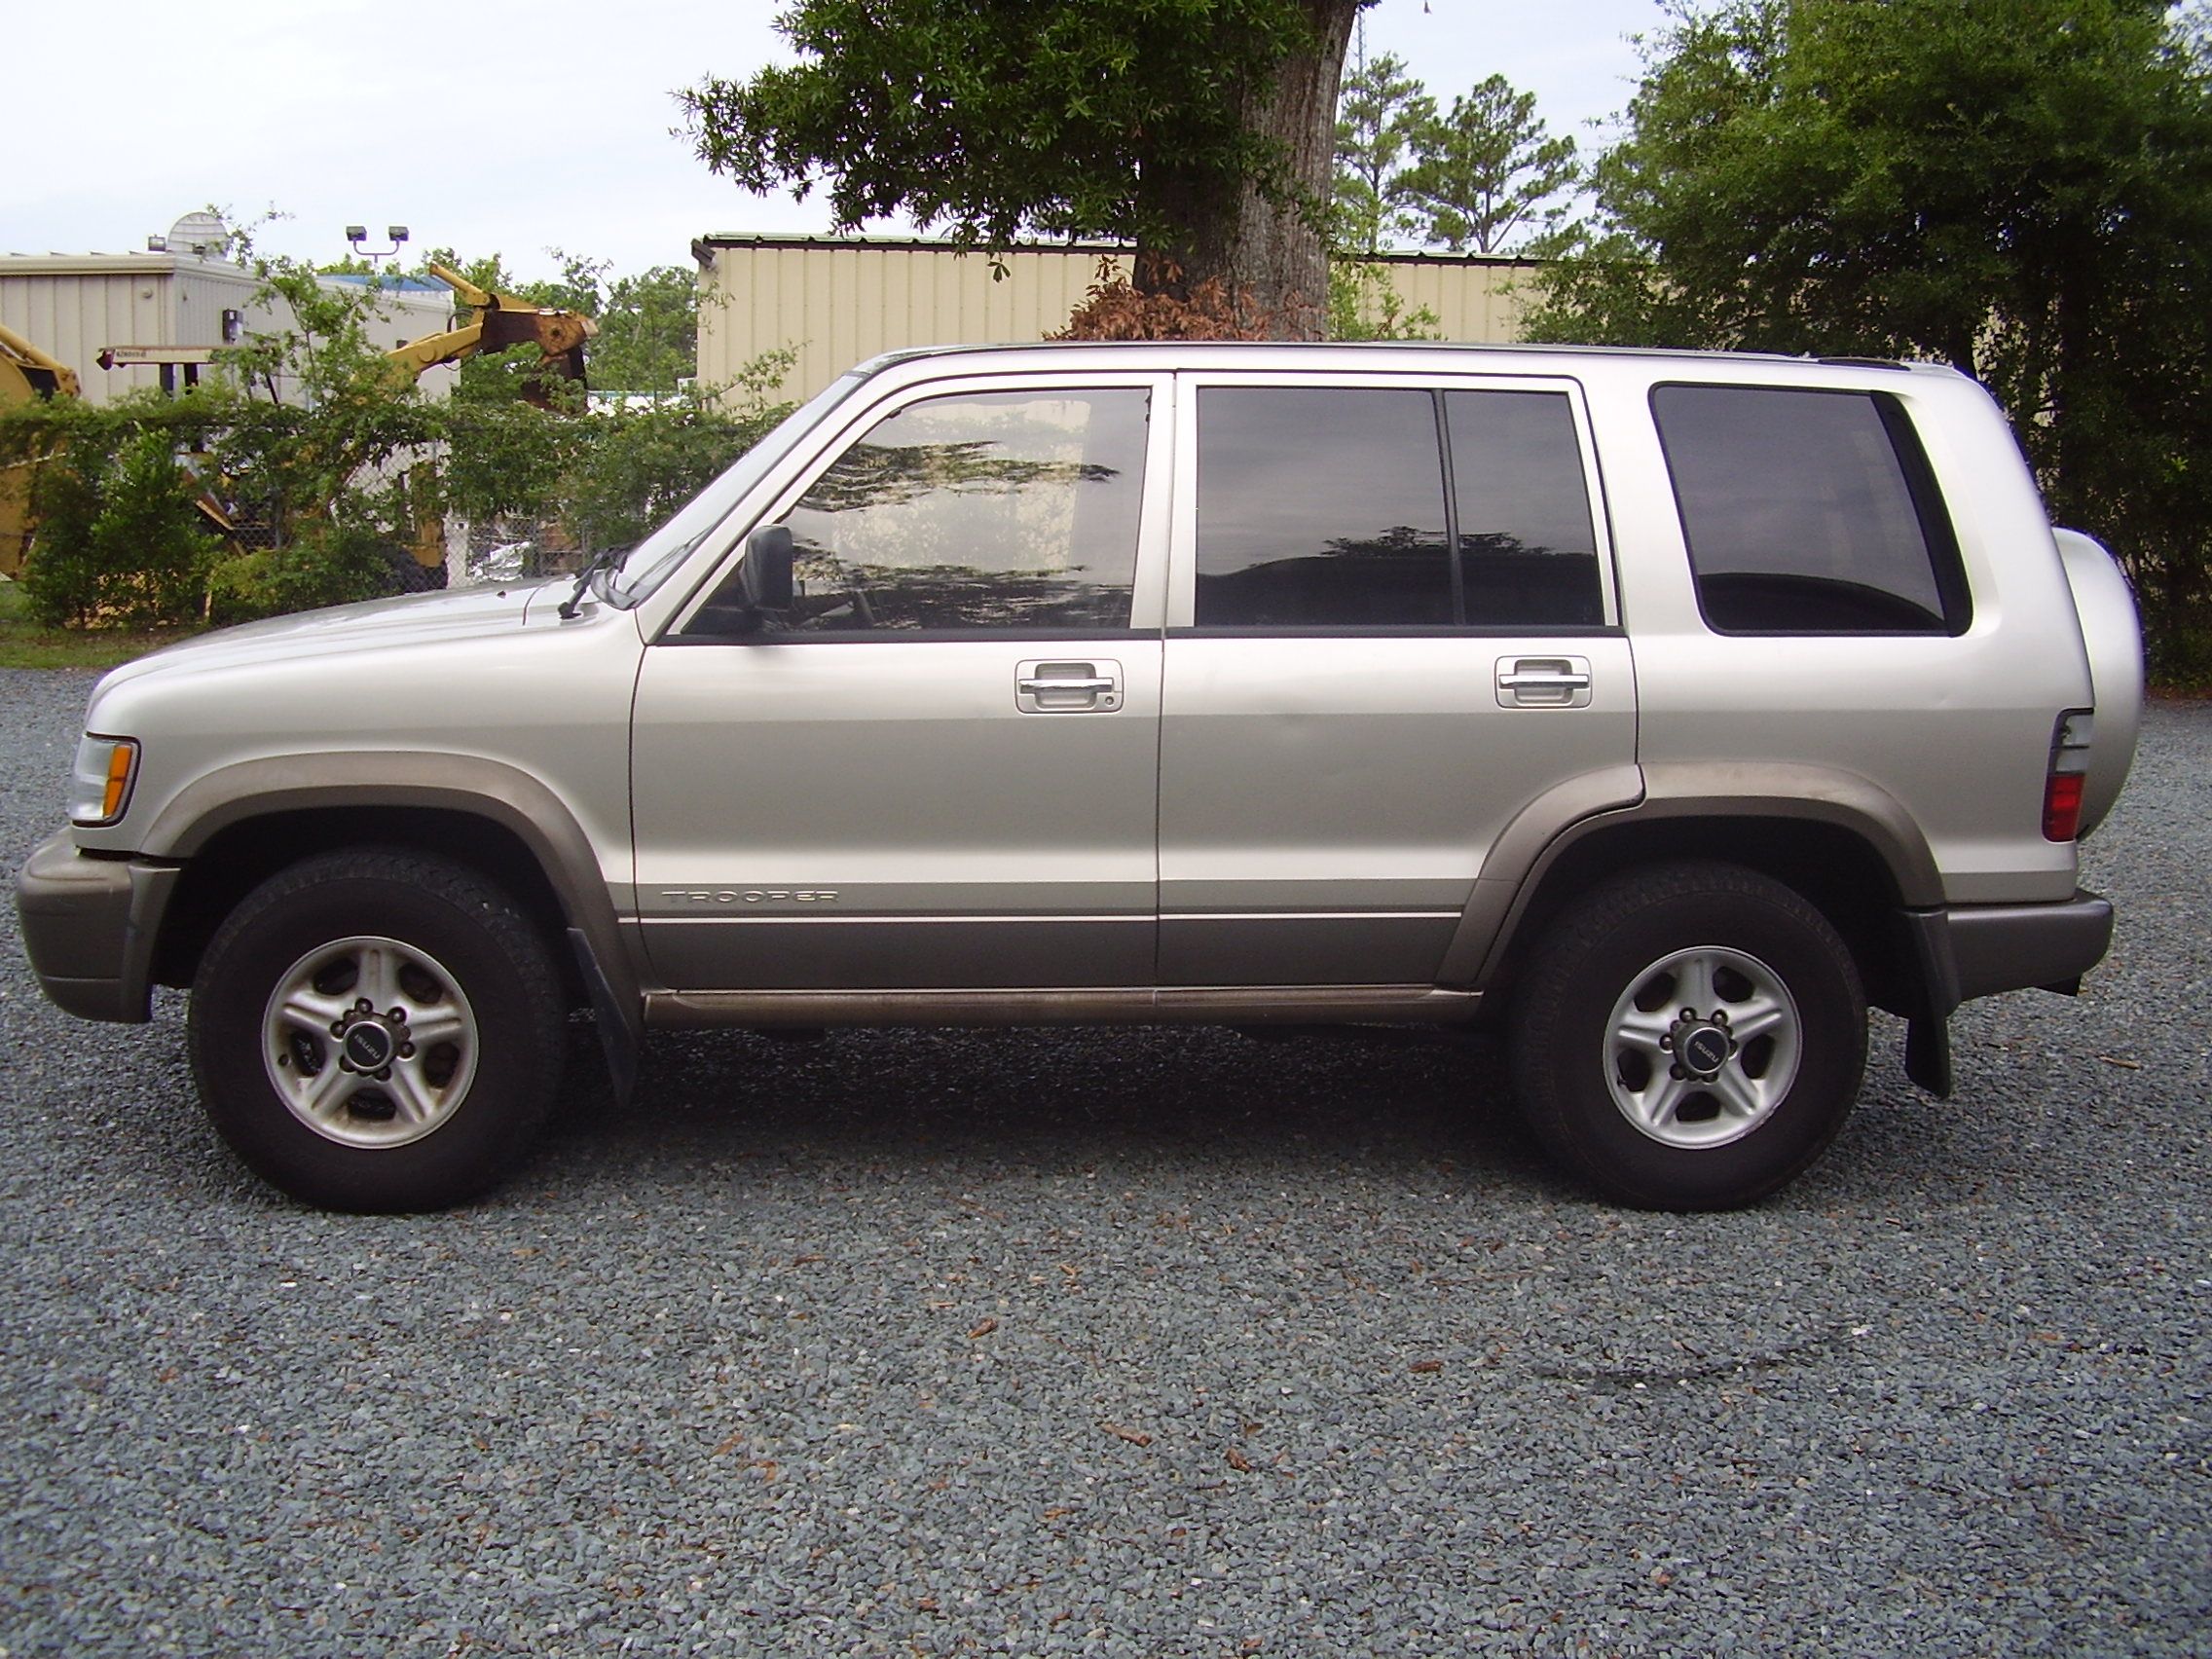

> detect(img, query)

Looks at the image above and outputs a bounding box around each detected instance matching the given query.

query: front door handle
[1496,655,1594,709]
[1016,659,1124,714]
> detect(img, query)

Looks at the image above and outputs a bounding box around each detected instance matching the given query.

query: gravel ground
[0,666,2205,1658]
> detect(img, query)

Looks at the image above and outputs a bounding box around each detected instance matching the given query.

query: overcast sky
[8,0,1664,282]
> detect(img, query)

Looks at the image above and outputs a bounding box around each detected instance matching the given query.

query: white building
[0,248,461,406]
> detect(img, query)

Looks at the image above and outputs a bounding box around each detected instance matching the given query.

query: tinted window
[1652,385,1969,634]
[692,388,1148,634]
[1196,387,1451,627]
[1445,390,1603,626]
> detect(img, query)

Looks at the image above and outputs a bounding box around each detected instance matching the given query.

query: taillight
[2043,711,2093,841]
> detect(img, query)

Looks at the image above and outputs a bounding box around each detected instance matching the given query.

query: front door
[631,377,1169,990]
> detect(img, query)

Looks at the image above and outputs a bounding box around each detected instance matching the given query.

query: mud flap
[1904,1015,1953,1098]
[1898,907,1960,1099]
[568,927,640,1104]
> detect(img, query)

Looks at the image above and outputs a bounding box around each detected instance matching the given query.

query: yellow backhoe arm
[1,321,82,403]
[383,264,595,402]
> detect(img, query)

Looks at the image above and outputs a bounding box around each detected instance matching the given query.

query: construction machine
[385,263,596,405]
[1,322,83,576]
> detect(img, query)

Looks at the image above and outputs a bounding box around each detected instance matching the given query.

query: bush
[204,523,399,625]
[2147,612,2212,694]
[21,426,219,630]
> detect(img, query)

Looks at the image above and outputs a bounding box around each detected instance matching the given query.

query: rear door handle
[1016,659,1123,714]
[1496,655,1594,709]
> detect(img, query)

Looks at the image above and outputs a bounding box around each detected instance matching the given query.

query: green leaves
[682,0,1365,322]
[1528,0,2212,677]
[1332,49,1436,252]
[2,246,796,628]
[1398,76,1580,255]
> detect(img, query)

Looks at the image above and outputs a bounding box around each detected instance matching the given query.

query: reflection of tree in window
[778,390,1148,631]
[1195,385,1605,631]
[1195,387,1451,627]
[1197,524,1453,627]
[1445,391,1603,627]
[1651,386,1962,634]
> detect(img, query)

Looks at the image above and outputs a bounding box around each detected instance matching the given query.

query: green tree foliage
[508,253,702,396]
[336,248,702,396]
[1325,259,1443,341]
[681,0,1369,335]
[1333,46,1435,252]
[1527,0,2212,676]
[204,522,398,627]
[588,266,701,396]
[18,420,222,630]
[0,245,793,629]
[1399,75,1579,254]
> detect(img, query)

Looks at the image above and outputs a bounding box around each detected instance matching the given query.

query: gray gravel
[1,665,2205,1657]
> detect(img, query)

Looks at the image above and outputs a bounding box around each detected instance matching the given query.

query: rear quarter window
[1651,385,1971,635]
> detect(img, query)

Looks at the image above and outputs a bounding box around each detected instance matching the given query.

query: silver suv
[16,343,2143,1213]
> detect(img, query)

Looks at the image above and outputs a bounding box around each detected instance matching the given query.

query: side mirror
[739,523,795,611]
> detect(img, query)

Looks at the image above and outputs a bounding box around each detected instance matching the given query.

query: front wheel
[1508,862,1866,1211]
[188,851,566,1211]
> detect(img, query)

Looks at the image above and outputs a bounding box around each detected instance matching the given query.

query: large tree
[682,0,1366,338]
[1399,75,1579,254]
[1527,0,2212,674]
[1332,46,1435,253]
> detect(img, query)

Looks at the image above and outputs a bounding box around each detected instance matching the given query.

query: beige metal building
[0,252,458,406]
[691,234,1544,407]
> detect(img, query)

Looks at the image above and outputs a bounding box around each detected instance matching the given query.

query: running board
[642,985,1481,1029]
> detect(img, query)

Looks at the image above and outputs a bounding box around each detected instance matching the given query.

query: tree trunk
[1134,0,1359,341]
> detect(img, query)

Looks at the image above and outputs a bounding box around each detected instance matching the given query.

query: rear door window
[1192,383,1604,630]
[1444,389,1604,627]
[1195,386,1452,628]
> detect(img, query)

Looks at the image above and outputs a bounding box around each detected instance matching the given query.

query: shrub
[22,426,219,630]
[204,523,398,625]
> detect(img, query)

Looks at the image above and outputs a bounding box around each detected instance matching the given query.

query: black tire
[1508,861,1866,1211]
[187,850,566,1212]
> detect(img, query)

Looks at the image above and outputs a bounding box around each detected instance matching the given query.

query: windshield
[608,371,871,607]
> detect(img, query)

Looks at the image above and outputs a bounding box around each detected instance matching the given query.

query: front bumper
[14,830,179,1022]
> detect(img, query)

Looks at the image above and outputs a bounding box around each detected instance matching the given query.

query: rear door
[1156,372,1638,985]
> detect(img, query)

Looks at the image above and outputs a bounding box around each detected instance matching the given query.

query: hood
[94,577,565,691]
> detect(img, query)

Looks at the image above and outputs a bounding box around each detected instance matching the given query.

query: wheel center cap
[1678,1023,1732,1078]
[342,1020,395,1071]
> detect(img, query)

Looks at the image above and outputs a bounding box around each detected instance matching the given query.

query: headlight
[69,734,139,827]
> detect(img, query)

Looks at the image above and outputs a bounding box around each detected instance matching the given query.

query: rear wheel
[188,851,565,1211]
[1508,861,1866,1210]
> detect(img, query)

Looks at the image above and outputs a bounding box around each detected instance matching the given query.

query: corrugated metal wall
[0,258,183,405]
[694,237,1543,407]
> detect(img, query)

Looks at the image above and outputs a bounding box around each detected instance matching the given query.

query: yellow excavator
[1,321,83,577]
[384,263,595,404]
[4,265,595,584]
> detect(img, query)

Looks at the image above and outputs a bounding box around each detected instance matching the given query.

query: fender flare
[1440,760,1943,987]
[141,753,643,1028]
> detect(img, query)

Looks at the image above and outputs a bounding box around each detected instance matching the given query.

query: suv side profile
[17,343,2142,1213]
